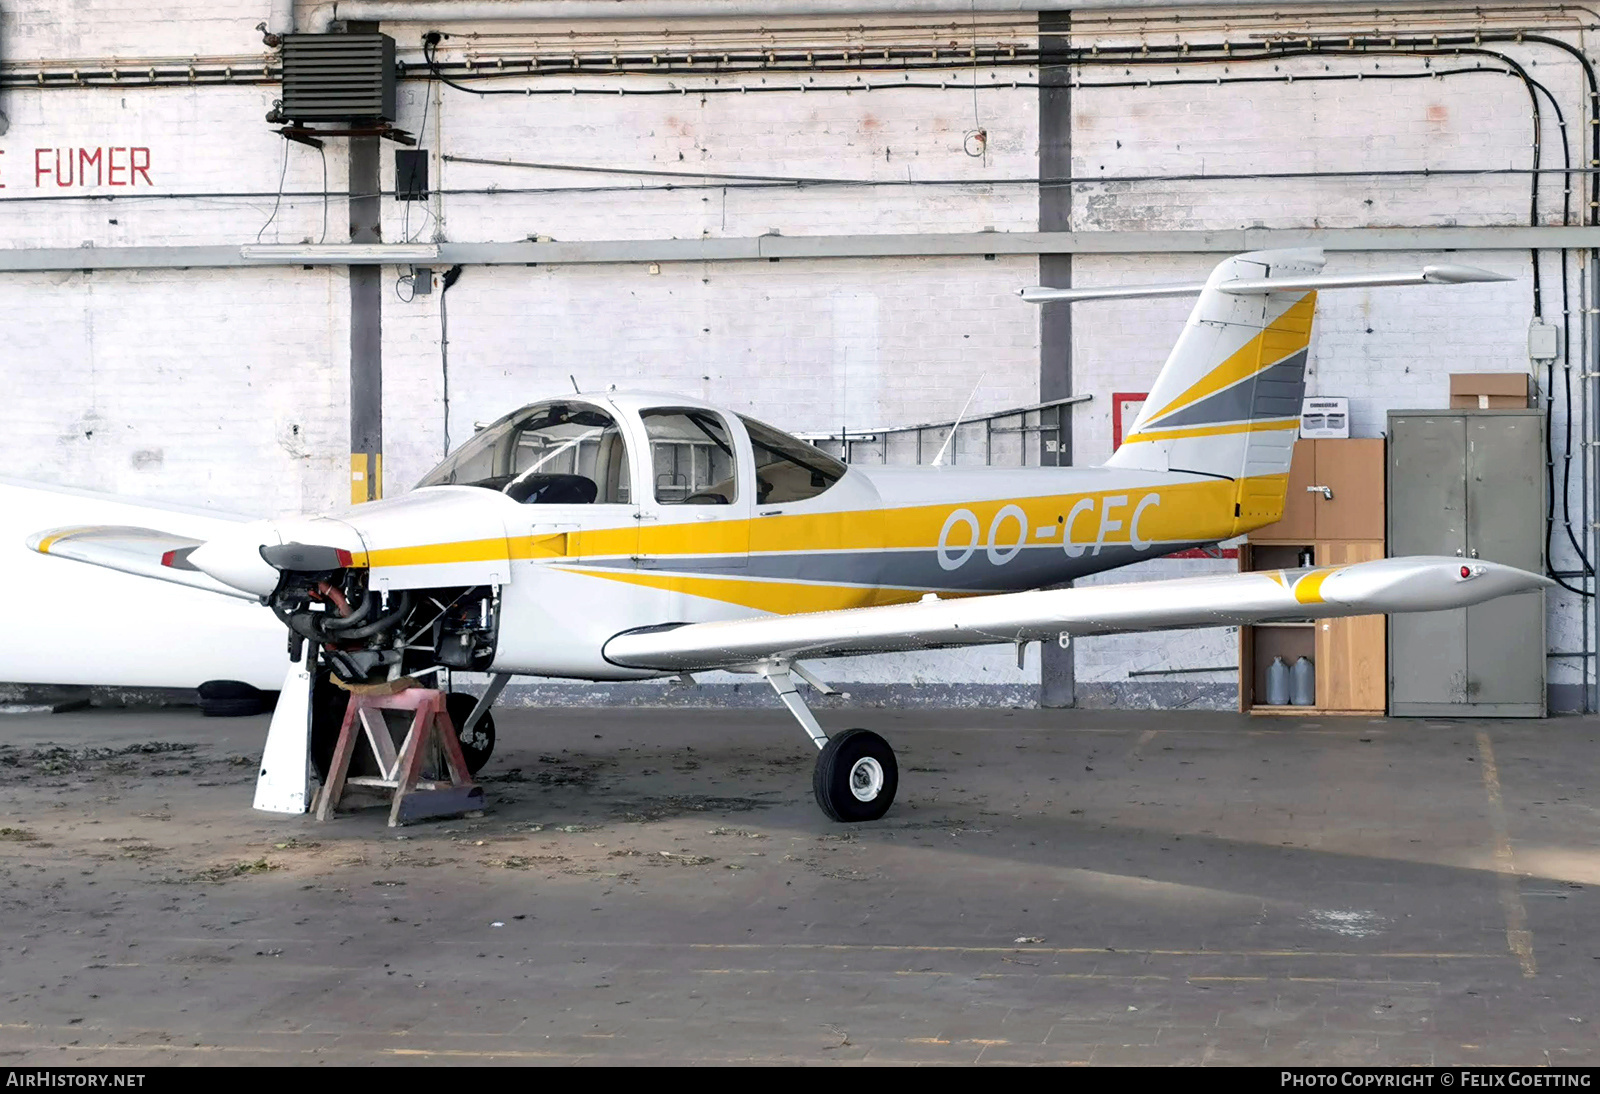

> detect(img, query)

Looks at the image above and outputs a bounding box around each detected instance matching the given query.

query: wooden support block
[315,685,481,826]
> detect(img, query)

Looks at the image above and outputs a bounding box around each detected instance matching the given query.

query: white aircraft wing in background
[27,525,254,600]
[602,556,1550,674]
[2,479,287,690]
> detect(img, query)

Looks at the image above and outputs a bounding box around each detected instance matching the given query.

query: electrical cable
[1521,32,1600,606]
[1525,76,1596,594]
[254,138,290,243]
[403,45,435,245]
[19,165,1600,209]
[317,142,329,244]
[439,264,464,459]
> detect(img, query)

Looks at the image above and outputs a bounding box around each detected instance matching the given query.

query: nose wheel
[760,662,898,823]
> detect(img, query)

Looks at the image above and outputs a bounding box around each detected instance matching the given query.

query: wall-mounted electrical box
[280,33,397,124]
[395,150,428,201]
[1529,319,1559,361]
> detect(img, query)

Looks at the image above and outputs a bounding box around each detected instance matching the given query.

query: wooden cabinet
[1314,540,1387,711]
[1252,438,1386,542]
[1239,439,1387,716]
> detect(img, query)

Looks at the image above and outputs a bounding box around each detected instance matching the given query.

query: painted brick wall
[1,1,1592,700]
[1063,30,1594,699]
[3,267,350,517]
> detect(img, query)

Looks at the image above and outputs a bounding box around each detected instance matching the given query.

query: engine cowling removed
[263,550,499,684]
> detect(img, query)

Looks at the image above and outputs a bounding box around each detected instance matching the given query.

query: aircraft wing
[27,525,258,600]
[603,556,1549,673]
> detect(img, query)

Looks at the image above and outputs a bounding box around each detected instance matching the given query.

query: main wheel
[812,728,898,822]
[445,692,496,776]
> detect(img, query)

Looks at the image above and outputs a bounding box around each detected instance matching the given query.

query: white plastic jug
[1291,656,1316,706]
[1265,656,1291,706]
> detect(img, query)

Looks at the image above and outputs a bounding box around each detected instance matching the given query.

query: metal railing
[797,394,1091,467]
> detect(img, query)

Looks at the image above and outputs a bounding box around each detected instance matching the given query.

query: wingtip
[1422,263,1516,284]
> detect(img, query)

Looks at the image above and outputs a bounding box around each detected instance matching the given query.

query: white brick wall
[3,267,350,517]
[381,254,1040,492]
[1,1,1594,698]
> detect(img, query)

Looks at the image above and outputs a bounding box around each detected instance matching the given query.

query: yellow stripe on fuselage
[349,474,1293,614]
[554,567,931,614]
[1121,418,1301,446]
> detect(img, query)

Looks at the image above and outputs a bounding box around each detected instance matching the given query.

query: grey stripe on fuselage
[575,541,1215,592]
[1144,350,1308,429]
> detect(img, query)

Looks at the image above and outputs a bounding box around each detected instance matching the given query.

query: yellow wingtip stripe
[1292,566,1347,605]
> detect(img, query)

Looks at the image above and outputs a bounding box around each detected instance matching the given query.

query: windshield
[416,401,631,504]
[739,414,846,504]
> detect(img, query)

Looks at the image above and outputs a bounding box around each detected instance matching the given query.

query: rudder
[1106,248,1322,533]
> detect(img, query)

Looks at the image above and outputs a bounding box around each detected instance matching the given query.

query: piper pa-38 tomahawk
[27,248,1548,822]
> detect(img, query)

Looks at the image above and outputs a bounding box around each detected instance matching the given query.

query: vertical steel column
[347,23,383,504]
[1038,9,1074,708]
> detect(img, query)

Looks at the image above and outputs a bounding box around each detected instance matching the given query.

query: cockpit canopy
[415,398,847,507]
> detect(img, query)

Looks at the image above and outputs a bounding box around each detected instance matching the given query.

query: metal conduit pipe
[267,0,297,36]
[303,0,1464,34]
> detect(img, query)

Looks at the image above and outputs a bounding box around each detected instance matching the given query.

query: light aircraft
[26,249,1548,822]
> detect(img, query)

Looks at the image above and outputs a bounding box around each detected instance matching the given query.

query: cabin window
[738,414,846,504]
[415,401,631,504]
[641,408,738,505]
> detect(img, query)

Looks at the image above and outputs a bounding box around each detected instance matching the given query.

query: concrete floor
[0,704,1596,1066]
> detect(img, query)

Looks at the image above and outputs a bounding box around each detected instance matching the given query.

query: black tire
[812,728,898,823]
[309,674,350,782]
[445,692,496,776]
[197,680,267,718]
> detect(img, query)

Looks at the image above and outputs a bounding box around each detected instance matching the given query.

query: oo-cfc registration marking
[937,492,1164,571]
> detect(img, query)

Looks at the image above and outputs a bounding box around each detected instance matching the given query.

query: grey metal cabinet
[1387,409,1546,717]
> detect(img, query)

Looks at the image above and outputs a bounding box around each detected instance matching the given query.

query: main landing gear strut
[759,662,898,823]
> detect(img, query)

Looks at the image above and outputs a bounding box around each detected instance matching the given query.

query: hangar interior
[2,0,1597,714]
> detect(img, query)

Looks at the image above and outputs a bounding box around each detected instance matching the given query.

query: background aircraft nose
[186,520,283,597]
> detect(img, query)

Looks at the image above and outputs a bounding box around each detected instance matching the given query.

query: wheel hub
[848,756,885,802]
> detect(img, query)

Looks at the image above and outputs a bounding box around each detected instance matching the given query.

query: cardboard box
[1449,372,1531,410]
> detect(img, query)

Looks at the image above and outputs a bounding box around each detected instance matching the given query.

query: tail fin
[1105,248,1323,531]
[1022,249,1509,534]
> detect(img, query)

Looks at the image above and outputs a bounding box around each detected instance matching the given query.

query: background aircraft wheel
[812,728,898,822]
[309,674,350,782]
[197,679,269,718]
[445,692,496,775]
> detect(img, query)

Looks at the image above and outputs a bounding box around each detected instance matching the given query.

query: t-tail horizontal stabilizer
[1018,261,1511,304]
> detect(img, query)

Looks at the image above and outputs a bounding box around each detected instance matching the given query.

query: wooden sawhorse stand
[314,683,484,827]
